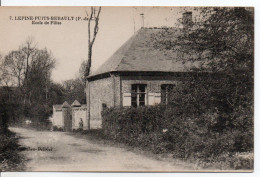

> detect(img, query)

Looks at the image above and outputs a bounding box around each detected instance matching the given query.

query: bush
[0,130,25,171]
[102,105,253,165]
[52,126,64,131]
[102,105,165,145]
[72,128,83,132]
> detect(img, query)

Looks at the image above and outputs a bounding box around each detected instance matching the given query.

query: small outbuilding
[52,101,71,131]
[52,100,87,131]
[71,100,87,130]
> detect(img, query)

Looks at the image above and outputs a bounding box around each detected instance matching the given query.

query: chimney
[140,13,144,28]
[182,11,193,28]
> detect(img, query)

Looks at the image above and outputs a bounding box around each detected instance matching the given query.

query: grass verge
[0,129,26,171]
[72,129,253,171]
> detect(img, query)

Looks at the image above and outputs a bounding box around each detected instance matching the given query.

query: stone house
[86,13,209,129]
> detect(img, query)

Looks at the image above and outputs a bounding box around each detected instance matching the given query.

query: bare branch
[85,7,102,77]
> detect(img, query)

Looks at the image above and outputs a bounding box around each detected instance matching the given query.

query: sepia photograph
[0,6,254,172]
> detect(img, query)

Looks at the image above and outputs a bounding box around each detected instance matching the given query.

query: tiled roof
[89,28,201,78]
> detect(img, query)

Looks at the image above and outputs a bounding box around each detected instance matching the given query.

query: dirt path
[10,127,198,172]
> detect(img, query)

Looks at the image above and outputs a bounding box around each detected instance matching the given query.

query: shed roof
[71,100,81,107]
[62,101,70,108]
[89,28,201,78]
[72,104,87,109]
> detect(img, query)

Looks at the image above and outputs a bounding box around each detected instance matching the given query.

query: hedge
[102,76,253,163]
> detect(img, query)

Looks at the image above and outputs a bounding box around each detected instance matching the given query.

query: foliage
[0,39,58,127]
[62,77,86,104]
[0,130,25,171]
[79,60,89,82]
[117,7,254,167]
[0,87,21,131]
[151,7,253,73]
[52,126,64,132]
[102,74,253,169]
[101,9,254,169]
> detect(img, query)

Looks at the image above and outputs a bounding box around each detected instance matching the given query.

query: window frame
[161,84,175,104]
[131,84,147,107]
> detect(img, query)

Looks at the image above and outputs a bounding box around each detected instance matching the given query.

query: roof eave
[87,70,221,82]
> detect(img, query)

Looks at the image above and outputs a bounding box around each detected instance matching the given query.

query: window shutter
[148,93,161,105]
[154,93,161,104]
[148,93,155,105]
[123,93,131,106]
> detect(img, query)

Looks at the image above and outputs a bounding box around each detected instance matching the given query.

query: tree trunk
[86,7,101,130]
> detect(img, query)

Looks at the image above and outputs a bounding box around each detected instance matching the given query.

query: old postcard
[0,6,254,172]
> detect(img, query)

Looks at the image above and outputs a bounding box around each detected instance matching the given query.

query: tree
[2,39,56,126]
[152,7,253,73]
[179,8,254,114]
[2,38,37,105]
[84,7,102,79]
[27,48,55,101]
[84,7,101,130]
[0,53,16,87]
[62,78,86,104]
[184,7,253,73]
[150,7,254,152]
[79,60,88,82]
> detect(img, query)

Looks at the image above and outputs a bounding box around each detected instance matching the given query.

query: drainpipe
[110,73,115,107]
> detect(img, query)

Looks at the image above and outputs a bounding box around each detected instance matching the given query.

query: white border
[0,0,257,6]
[1,0,259,177]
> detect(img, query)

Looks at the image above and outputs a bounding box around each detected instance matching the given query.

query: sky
[0,7,194,83]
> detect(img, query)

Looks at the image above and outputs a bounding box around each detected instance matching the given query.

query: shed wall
[52,110,63,128]
[72,107,87,130]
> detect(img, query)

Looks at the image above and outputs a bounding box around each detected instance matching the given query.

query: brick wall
[87,76,114,129]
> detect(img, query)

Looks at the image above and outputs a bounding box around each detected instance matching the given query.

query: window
[131,84,147,107]
[161,84,175,104]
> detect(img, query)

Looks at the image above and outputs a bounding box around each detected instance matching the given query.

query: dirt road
[10,127,197,172]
